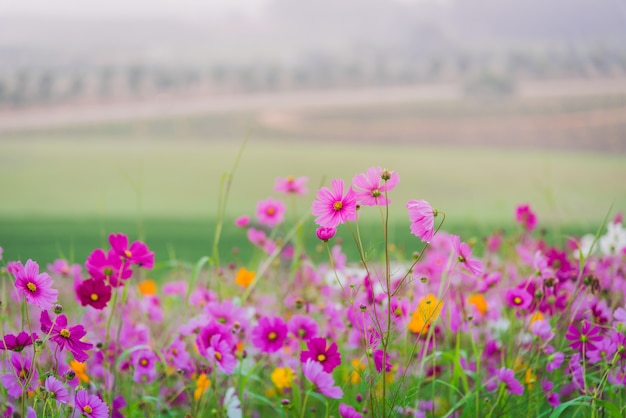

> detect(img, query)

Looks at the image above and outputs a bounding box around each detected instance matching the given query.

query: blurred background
[1,0,625,267]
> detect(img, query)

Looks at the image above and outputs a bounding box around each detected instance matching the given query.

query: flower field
[2,166,626,418]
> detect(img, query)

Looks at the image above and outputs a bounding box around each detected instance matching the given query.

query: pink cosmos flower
[73,390,109,418]
[1,352,39,398]
[300,337,342,373]
[339,404,363,418]
[504,288,532,310]
[275,176,308,195]
[407,200,436,243]
[247,227,276,254]
[76,278,112,310]
[12,259,58,310]
[316,227,337,242]
[251,316,288,353]
[165,338,192,372]
[495,367,524,396]
[516,204,537,232]
[131,348,158,384]
[45,376,70,405]
[565,320,603,354]
[452,235,483,276]
[47,259,82,279]
[351,166,399,206]
[85,248,133,286]
[288,315,319,341]
[206,335,238,375]
[256,197,286,227]
[40,310,93,362]
[302,359,343,399]
[234,215,250,228]
[0,331,39,351]
[312,179,357,228]
[109,233,154,269]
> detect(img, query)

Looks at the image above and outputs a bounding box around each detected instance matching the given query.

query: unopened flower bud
[65,370,76,381]
[381,169,392,181]
[316,227,336,243]
[53,304,63,314]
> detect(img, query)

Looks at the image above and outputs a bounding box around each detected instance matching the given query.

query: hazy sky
[0,0,272,19]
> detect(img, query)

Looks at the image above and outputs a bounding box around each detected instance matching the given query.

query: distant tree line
[1,45,625,108]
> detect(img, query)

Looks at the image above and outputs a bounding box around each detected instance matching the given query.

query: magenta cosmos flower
[206,335,238,375]
[288,314,319,341]
[495,367,524,396]
[76,278,112,310]
[12,259,58,310]
[312,179,357,228]
[302,359,343,399]
[316,226,337,242]
[452,235,483,276]
[516,204,537,232]
[351,166,399,206]
[339,404,363,418]
[251,316,288,353]
[406,200,436,243]
[275,175,308,195]
[1,352,39,398]
[565,320,603,354]
[85,248,133,286]
[40,310,93,362]
[0,331,39,352]
[505,288,533,310]
[73,390,109,418]
[256,197,286,228]
[300,337,342,373]
[109,233,154,269]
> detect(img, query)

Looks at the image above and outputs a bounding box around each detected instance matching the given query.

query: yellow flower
[235,267,255,287]
[525,368,536,390]
[271,367,295,391]
[529,311,544,326]
[137,279,157,296]
[349,358,367,384]
[407,294,443,334]
[69,360,89,384]
[194,374,211,401]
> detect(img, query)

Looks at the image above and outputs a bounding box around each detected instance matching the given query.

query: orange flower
[408,294,443,334]
[137,279,157,296]
[349,358,367,384]
[235,267,255,287]
[69,360,89,384]
[194,374,211,401]
[468,294,488,316]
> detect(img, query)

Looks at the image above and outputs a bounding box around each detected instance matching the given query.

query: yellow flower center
[90,293,99,301]
[26,282,37,292]
[124,250,132,258]
[83,406,93,414]
[333,201,343,211]
[268,332,277,341]
[267,207,276,215]
[19,370,27,379]
[60,329,70,338]
[317,354,326,362]
[215,352,222,361]
[140,358,148,366]
[513,297,522,305]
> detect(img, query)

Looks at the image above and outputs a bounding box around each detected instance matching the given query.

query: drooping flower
[256,197,286,227]
[109,233,155,269]
[316,226,337,242]
[312,179,357,228]
[1,352,39,398]
[76,278,112,310]
[0,331,39,352]
[300,337,342,373]
[407,200,436,243]
[251,316,288,353]
[565,320,603,354]
[516,204,537,232]
[495,367,524,396]
[274,175,308,195]
[85,248,133,286]
[302,359,343,399]
[12,259,58,310]
[40,310,93,362]
[351,166,399,206]
[73,389,109,418]
[452,235,483,276]
[45,376,70,405]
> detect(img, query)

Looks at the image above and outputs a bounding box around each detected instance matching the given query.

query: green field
[1,101,625,267]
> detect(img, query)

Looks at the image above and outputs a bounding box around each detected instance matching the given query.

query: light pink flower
[452,235,483,276]
[352,166,399,206]
[12,259,58,310]
[234,215,250,228]
[247,228,276,254]
[406,200,435,243]
[312,179,357,228]
[302,359,343,399]
[275,176,308,195]
[256,198,286,227]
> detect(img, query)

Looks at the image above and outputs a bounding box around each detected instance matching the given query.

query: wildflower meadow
[2,165,626,418]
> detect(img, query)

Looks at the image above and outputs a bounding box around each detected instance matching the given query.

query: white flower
[223,387,242,418]
[573,234,597,259]
[599,222,626,256]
